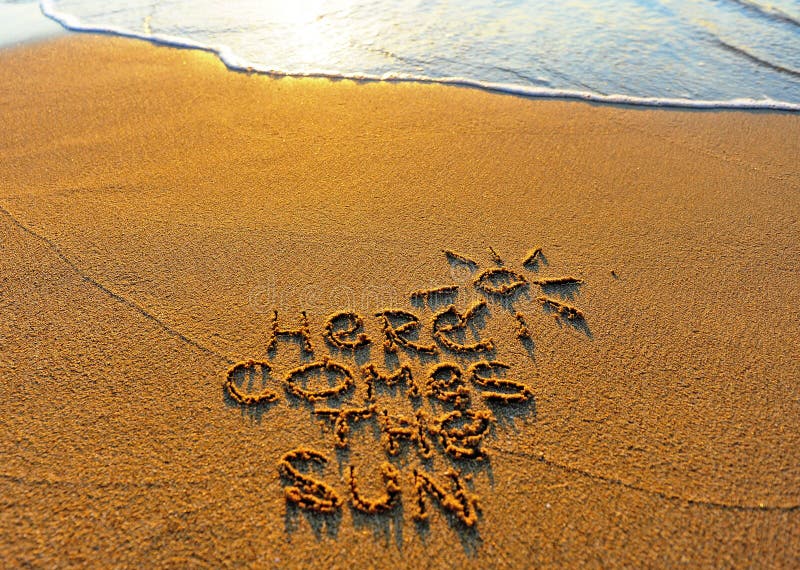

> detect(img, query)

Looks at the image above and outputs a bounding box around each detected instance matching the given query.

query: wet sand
[0,35,798,568]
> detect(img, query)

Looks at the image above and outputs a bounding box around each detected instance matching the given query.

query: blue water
[20,1,800,108]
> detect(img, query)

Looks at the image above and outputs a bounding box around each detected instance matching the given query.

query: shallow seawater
[0,0,64,46]
[25,0,800,107]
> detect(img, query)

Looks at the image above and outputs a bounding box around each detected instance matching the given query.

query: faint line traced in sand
[623,121,797,185]
[2,463,796,512]
[2,215,796,514]
[488,445,799,512]
[225,344,798,512]
[0,203,234,365]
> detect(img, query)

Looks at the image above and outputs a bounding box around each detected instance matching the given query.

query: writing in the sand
[222,247,588,531]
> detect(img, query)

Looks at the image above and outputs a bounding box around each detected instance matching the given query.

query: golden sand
[0,35,798,567]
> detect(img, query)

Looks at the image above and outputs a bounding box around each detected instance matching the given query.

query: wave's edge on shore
[38,0,800,112]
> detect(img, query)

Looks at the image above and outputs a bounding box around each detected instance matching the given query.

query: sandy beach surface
[0,35,798,568]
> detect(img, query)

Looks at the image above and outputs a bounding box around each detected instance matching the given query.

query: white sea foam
[38,0,800,111]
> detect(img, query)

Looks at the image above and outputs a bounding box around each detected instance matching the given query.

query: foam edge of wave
[39,0,800,113]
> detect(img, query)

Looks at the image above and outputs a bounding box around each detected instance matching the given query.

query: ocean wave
[715,37,800,79]
[39,0,800,112]
[722,0,800,28]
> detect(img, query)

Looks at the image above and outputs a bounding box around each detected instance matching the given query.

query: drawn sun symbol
[444,246,587,328]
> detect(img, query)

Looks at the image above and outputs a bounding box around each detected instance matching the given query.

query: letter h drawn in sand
[267,310,314,355]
